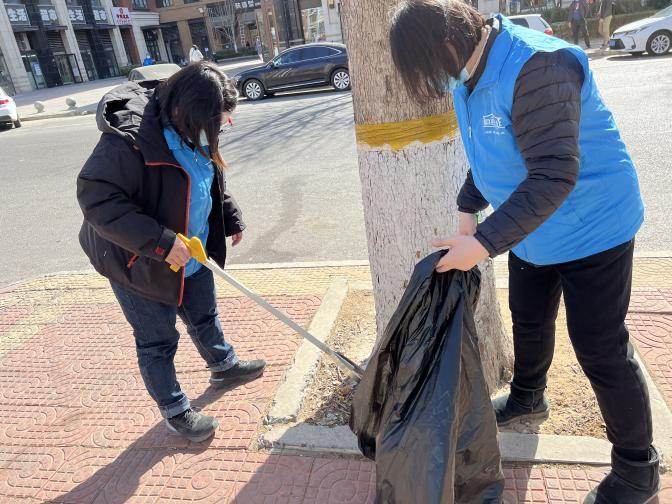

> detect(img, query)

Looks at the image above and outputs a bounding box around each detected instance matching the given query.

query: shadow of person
[47,384,232,504]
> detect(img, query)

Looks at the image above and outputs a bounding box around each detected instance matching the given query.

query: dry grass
[298,288,607,440]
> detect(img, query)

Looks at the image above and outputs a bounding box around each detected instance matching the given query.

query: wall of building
[320,0,342,43]
[0,2,32,93]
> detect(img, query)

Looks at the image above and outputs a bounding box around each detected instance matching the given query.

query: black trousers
[509,240,652,451]
[571,19,591,47]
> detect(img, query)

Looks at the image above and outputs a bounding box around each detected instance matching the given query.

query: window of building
[189,20,210,52]
[133,0,149,10]
[184,0,199,4]
[156,0,173,7]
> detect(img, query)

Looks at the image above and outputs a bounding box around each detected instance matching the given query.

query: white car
[0,87,21,129]
[609,5,672,56]
[509,14,555,36]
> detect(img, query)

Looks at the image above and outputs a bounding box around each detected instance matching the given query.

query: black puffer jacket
[77,81,245,306]
[458,26,584,259]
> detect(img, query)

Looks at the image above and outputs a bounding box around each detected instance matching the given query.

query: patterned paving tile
[627,313,672,406]
[630,289,672,314]
[303,459,376,504]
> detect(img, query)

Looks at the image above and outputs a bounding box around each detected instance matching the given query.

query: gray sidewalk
[15,56,262,122]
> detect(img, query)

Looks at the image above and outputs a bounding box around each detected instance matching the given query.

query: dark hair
[157,62,237,171]
[389,0,485,103]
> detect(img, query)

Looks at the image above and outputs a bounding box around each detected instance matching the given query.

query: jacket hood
[96,80,176,165]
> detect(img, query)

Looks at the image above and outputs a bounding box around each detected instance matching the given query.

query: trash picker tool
[171,234,364,377]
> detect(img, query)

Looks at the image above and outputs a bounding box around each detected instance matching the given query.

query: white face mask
[199,130,208,147]
[442,67,470,94]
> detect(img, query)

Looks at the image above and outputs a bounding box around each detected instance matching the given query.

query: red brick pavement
[1,284,672,502]
[628,288,672,408]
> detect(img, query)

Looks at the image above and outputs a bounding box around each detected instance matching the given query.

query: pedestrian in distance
[568,0,592,48]
[77,62,266,443]
[598,0,615,49]
[255,36,264,61]
[143,54,155,66]
[389,1,659,503]
[190,44,204,63]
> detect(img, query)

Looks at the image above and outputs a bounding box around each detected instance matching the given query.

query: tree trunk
[340,0,512,391]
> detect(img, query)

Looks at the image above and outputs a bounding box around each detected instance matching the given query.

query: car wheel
[646,30,671,56]
[331,69,351,91]
[13,117,21,128]
[243,79,264,101]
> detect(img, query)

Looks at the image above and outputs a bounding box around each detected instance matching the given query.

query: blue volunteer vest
[453,16,643,265]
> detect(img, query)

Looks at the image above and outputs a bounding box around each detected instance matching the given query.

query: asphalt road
[1,53,670,286]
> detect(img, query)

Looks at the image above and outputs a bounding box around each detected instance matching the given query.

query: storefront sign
[68,6,86,24]
[234,0,261,11]
[39,5,59,25]
[5,4,30,26]
[92,7,109,24]
[112,7,132,26]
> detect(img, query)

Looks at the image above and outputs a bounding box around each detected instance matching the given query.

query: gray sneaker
[210,359,266,389]
[166,408,218,442]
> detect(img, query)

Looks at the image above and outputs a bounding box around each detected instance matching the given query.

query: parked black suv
[233,43,350,101]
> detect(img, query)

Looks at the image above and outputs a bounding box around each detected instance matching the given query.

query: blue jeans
[110,267,238,419]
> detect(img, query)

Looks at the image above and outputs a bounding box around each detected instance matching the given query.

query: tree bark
[341,0,512,391]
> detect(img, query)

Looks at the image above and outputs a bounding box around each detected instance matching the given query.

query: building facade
[0,0,345,94]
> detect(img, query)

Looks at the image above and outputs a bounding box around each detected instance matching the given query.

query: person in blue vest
[389,1,658,502]
[143,54,155,66]
[77,62,266,444]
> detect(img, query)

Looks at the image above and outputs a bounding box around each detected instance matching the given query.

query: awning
[11,25,38,32]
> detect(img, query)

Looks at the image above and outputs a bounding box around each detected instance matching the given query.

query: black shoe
[492,384,549,427]
[583,446,660,503]
[166,408,218,442]
[209,359,266,389]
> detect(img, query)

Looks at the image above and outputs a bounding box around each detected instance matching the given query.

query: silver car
[0,87,21,129]
[128,63,181,82]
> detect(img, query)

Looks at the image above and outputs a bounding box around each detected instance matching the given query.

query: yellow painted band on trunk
[355,110,460,151]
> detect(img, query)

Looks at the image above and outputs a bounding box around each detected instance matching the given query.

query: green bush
[119,64,141,77]
[214,47,258,60]
[647,0,671,9]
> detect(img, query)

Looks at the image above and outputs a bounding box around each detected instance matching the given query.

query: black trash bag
[350,252,504,504]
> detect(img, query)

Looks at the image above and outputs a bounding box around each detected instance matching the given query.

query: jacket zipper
[145,161,191,306]
[126,254,139,269]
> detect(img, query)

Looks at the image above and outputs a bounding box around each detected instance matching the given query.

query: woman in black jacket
[77,63,265,443]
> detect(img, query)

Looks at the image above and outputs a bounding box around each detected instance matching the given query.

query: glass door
[22,53,47,89]
[54,54,75,85]
[68,54,83,83]
[0,53,16,95]
[80,51,98,81]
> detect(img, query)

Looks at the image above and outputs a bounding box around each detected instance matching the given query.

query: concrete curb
[587,49,611,60]
[264,278,349,424]
[227,260,370,270]
[260,423,612,465]
[20,108,94,122]
[493,251,672,262]
[634,348,672,466]
[0,261,370,292]
[216,55,260,64]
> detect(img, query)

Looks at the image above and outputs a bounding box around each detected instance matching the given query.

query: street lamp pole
[198,5,210,59]
[281,0,292,49]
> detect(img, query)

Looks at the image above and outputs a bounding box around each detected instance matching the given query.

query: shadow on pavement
[605,53,672,62]
[47,385,231,504]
